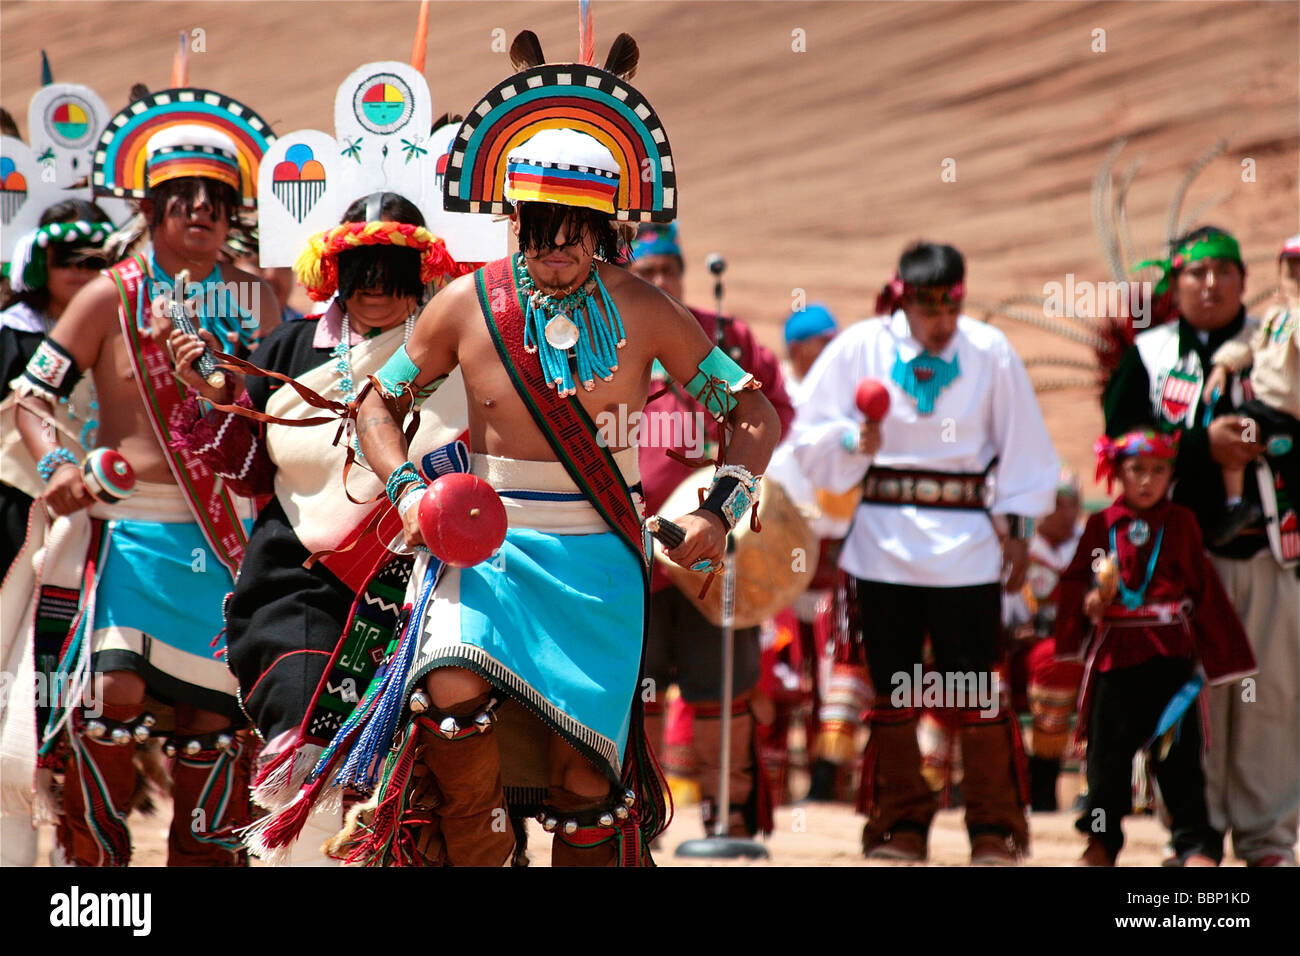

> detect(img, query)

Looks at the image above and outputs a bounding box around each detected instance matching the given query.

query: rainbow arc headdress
[443,31,677,223]
[91,88,275,207]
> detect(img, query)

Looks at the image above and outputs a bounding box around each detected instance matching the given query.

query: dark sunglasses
[48,249,110,271]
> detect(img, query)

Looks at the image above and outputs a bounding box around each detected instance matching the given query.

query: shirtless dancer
[13,120,277,865]
[254,36,781,865]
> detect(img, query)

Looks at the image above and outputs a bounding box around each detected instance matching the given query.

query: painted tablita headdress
[1,65,127,264]
[91,88,274,208]
[257,61,507,272]
[424,31,688,398]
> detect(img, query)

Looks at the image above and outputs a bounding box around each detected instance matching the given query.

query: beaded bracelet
[385,461,422,505]
[396,484,426,519]
[700,464,762,530]
[37,447,79,481]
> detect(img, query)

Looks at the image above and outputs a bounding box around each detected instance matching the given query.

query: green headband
[1134,233,1243,297]
[9,220,114,293]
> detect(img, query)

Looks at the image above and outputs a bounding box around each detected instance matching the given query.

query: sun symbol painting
[50,100,90,143]
[0,155,29,226]
[352,73,414,135]
[25,83,123,221]
[272,143,327,223]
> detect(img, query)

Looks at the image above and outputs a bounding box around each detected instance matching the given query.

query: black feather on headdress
[510,31,546,71]
[603,33,639,80]
[431,113,464,134]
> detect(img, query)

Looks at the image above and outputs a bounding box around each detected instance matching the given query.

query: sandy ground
[3,1,1296,868]
[31,769,1220,867]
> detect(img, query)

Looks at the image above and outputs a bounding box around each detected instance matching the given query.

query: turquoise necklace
[147,252,256,350]
[513,252,625,396]
[1108,522,1166,610]
[891,347,960,415]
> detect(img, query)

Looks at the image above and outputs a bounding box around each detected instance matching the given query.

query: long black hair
[148,176,242,228]
[336,191,428,304]
[514,200,625,263]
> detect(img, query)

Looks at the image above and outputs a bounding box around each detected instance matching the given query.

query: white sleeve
[988,337,1059,518]
[789,333,872,495]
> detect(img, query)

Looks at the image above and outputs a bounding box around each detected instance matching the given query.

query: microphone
[704,253,740,361]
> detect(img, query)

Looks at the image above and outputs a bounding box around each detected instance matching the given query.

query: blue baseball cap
[783,303,837,344]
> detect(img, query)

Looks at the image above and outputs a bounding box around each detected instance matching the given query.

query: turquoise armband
[684,347,756,421]
[375,344,424,399]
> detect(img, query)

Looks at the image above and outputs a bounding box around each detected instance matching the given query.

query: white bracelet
[396,484,426,518]
[713,463,761,494]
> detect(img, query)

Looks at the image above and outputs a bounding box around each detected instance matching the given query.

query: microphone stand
[676,253,769,861]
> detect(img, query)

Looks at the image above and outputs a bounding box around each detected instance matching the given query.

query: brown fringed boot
[958,710,1030,865]
[414,693,514,867]
[60,703,148,866]
[165,726,250,866]
[859,704,935,861]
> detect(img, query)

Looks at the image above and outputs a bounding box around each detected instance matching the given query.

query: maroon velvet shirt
[1054,497,1254,681]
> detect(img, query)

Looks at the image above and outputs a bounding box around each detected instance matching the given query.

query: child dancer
[1055,430,1256,866]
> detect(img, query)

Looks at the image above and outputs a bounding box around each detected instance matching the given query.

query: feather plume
[410,0,430,72]
[579,0,595,66]
[1166,139,1226,246]
[510,30,546,71]
[604,33,639,80]
[170,31,189,87]
[104,212,150,263]
[1091,139,1127,285]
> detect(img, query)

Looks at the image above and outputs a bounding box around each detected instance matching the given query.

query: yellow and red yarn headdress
[293,220,473,301]
[1094,428,1180,491]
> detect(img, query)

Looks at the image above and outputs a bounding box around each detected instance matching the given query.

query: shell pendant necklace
[513,252,626,397]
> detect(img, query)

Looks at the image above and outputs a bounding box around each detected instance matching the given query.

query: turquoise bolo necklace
[1108,521,1166,610]
[891,347,960,415]
[513,252,626,397]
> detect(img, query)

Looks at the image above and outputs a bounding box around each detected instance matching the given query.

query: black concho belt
[861,465,991,511]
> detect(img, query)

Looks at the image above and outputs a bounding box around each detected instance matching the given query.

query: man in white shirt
[791,242,1058,864]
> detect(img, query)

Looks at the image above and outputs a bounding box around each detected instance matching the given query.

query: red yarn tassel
[255,772,330,850]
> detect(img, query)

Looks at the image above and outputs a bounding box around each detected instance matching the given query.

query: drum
[655,467,818,628]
